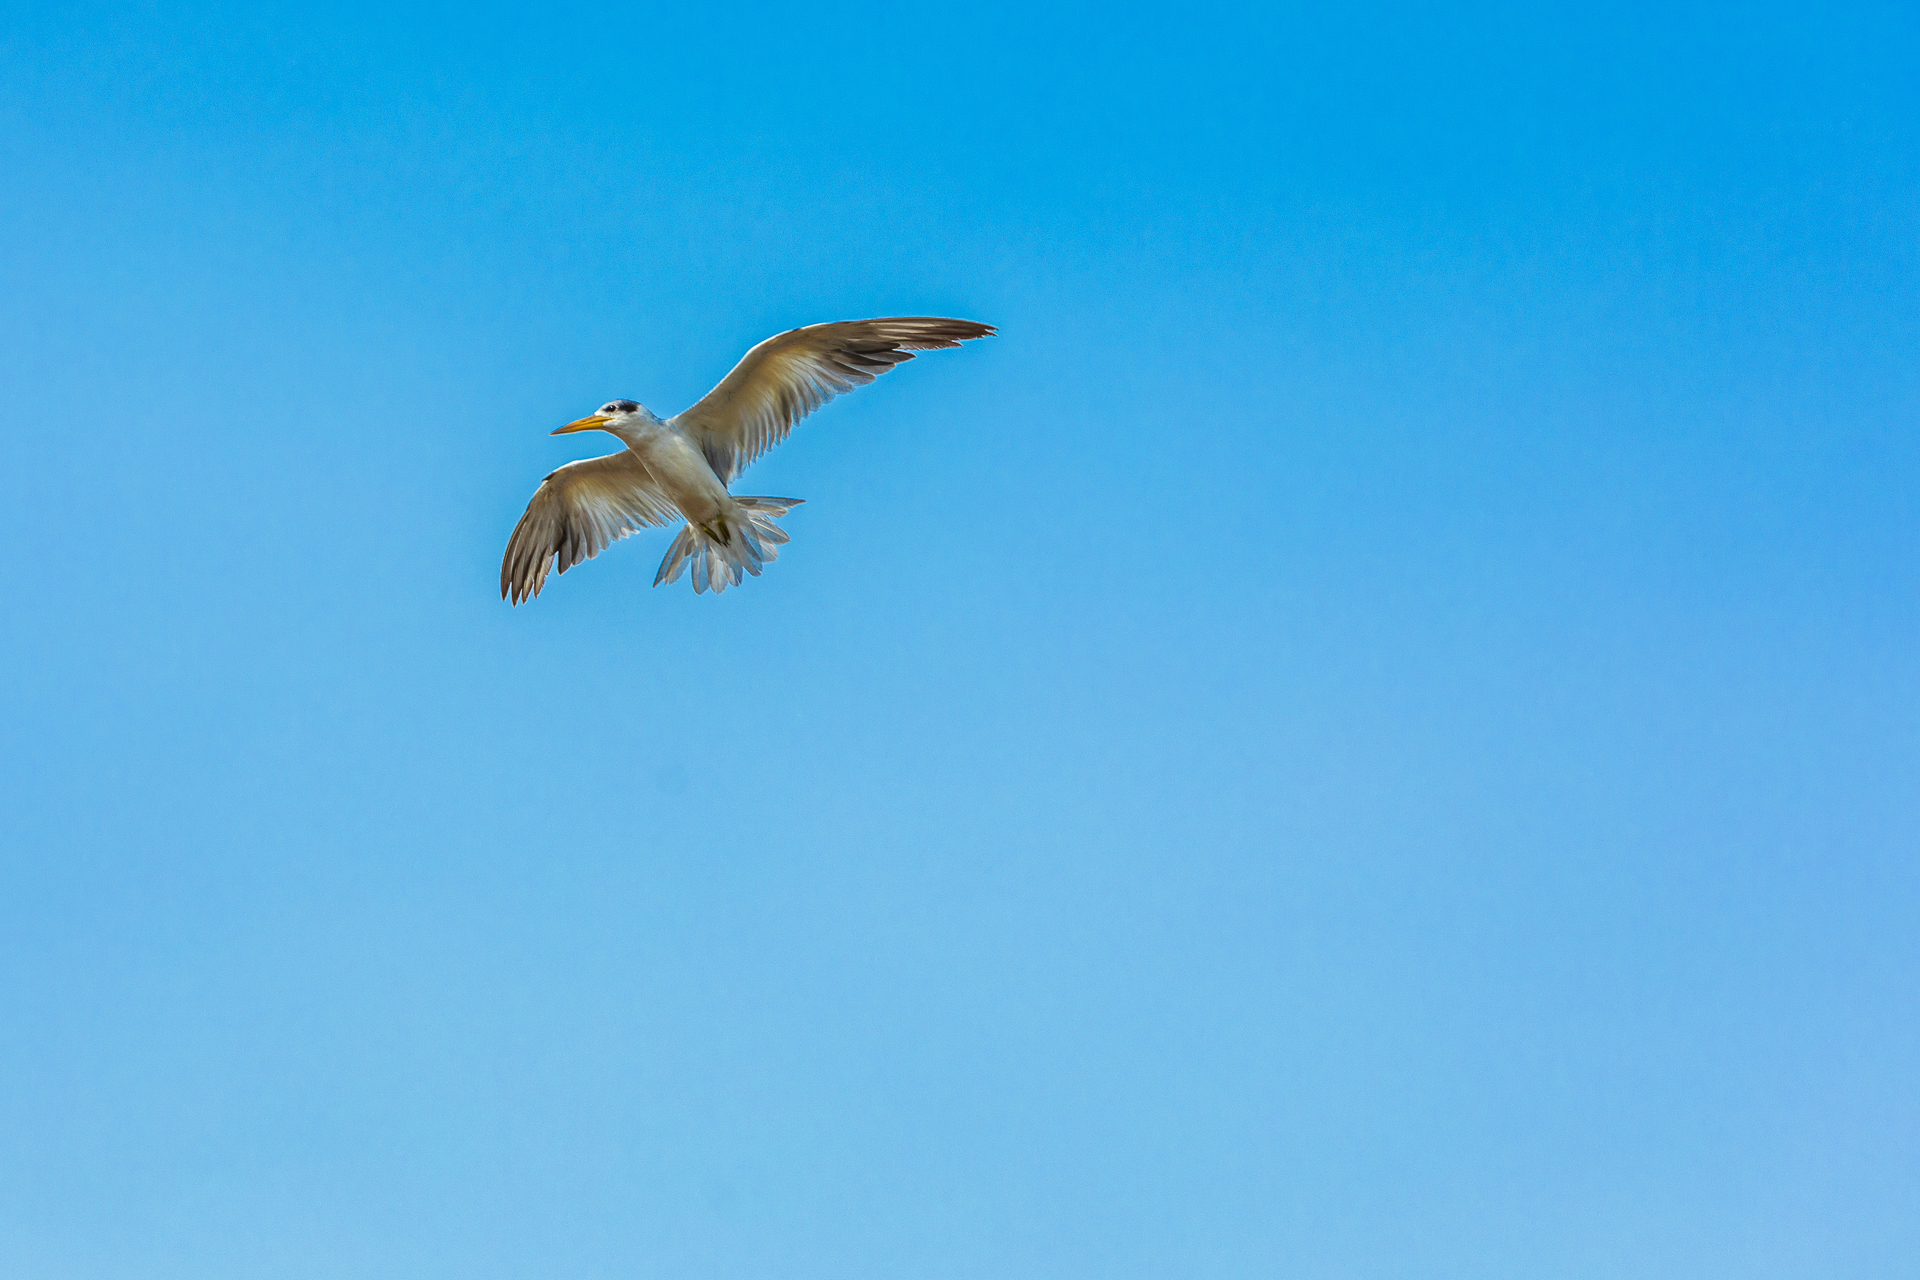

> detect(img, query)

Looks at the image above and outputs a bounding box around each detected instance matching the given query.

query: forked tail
[654,497,803,594]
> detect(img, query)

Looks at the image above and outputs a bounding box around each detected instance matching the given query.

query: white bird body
[602,410,730,527]
[502,316,994,602]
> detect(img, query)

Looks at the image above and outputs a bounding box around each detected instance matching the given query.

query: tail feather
[655,497,803,594]
[653,525,698,588]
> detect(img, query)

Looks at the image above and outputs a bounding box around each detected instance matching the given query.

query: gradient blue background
[3,2,1917,1276]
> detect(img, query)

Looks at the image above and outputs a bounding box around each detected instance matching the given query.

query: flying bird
[501,316,995,603]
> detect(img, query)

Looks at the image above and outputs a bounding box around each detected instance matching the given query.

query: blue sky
[2,1,1916,1276]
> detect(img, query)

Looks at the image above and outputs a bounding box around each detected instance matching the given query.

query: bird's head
[553,399,651,436]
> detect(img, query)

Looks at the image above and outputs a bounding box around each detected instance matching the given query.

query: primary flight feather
[501,316,995,603]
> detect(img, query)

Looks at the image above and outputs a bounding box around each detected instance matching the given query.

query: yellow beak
[552,413,613,435]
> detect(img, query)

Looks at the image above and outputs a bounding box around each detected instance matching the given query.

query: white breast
[633,427,730,523]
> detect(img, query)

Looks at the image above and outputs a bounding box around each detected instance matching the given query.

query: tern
[501,316,994,603]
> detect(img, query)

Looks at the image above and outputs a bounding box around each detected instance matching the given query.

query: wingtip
[935,317,996,339]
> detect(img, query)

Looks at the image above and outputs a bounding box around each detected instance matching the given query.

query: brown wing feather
[501,449,682,604]
[673,317,995,482]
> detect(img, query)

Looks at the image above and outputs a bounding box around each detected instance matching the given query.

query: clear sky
[2,2,1916,1276]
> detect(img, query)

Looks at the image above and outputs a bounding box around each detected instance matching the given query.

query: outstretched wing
[674,316,995,483]
[501,449,682,604]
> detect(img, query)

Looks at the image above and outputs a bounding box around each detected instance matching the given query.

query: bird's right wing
[501,449,682,604]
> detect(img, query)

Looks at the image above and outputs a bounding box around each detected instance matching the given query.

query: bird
[501,316,996,603]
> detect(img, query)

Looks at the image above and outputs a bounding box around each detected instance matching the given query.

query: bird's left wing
[501,449,682,604]
[674,317,995,483]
